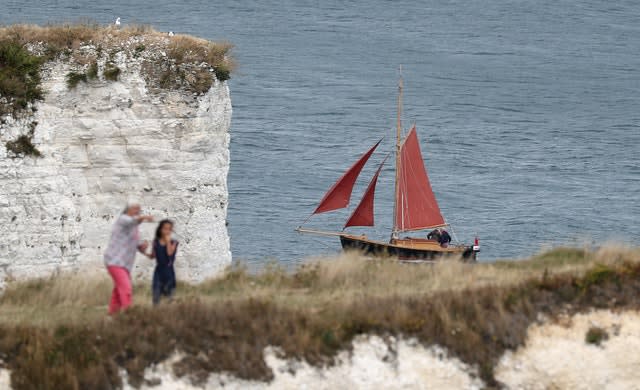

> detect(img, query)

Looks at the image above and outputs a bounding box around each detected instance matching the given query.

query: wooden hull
[339,234,477,261]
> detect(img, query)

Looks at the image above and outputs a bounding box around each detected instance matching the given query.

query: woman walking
[148,219,179,305]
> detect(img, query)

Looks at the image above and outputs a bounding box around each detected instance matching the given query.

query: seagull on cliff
[115,17,121,28]
[168,31,175,37]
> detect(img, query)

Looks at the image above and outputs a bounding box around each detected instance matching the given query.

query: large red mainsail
[314,139,382,214]
[344,156,387,228]
[395,127,445,231]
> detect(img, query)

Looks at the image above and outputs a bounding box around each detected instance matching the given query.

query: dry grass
[168,35,234,81]
[0,23,154,53]
[187,244,639,306]
[0,245,639,389]
[0,274,112,326]
[0,24,235,74]
[1,245,636,327]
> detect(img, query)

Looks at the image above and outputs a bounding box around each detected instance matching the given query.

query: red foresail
[344,156,388,228]
[395,127,445,231]
[314,139,382,214]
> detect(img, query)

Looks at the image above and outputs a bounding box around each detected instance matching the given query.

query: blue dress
[152,239,177,304]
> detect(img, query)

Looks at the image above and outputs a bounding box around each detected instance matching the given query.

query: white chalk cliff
[0,34,232,284]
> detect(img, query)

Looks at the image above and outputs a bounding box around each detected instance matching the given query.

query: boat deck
[341,234,469,254]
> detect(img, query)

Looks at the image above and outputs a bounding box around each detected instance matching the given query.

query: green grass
[86,60,98,80]
[213,64,231,82]
[585,326,609,346]
[133,44,145,58]
[5,134,42,157]
[0,40,44,116]
[103,64,121,81]
[65,71,87,89]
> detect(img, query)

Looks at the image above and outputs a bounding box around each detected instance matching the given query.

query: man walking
[104,202,154,314]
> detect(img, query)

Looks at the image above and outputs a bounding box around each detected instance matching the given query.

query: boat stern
[462,237,480,262]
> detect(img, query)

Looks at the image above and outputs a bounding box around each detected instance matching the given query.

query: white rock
[0,368,10,390]
[496,309,640,390]
[122,336,483,390]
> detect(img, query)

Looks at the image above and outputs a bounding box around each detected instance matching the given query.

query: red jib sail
[344,156,388,228]
[314,139,382,214]
[395,126,445,231]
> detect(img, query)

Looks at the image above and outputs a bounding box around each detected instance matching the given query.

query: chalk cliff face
[0,34,232,284]
[104,311,640,389]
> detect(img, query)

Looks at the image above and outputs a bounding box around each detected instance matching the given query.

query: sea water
[3,0,640,267]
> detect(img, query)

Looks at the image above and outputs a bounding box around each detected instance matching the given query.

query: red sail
[314,139,382,214]
[344,156,387,228]
[395,127,445,231]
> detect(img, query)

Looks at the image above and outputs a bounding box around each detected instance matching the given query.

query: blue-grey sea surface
[3,0,640,267]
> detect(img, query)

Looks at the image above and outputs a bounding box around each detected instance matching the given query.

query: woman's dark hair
[155,219,174,240]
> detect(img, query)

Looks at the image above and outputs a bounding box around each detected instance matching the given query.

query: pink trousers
[107,266,132,314]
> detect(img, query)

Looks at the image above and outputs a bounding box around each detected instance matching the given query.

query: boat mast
[392,67,403,239]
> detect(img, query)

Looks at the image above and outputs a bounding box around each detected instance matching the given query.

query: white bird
[168,31,175,37]
[115,17,121,27]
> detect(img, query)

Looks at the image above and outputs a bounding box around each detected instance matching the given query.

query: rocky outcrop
[0,27,232,284]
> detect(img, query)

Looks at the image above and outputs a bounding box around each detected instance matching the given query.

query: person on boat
[427,228,442,242]
[148,219,178,305]
[439,229,452,248]
[104,201,154,314]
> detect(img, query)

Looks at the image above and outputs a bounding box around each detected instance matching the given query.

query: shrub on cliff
[86,60,99,79]
[166,34,235,88]
[103,63,121,81]
[0,40,44,116]
[65,71,87,88]
[5,134,42,157]
[585,326,609,346]
[214,64,231,81]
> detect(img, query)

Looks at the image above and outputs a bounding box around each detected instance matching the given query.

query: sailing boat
[297,74,480,261]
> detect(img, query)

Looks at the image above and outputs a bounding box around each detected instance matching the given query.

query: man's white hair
[123,199,141,213]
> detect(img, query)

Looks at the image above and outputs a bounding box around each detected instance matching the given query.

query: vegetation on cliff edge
[0,40,44,117]
[0,24,235,82]
[0,245,638,389]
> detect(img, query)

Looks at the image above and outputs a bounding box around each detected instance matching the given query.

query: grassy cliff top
[0,23,234,121]
[0,23,234,73]
[0,246,639,388]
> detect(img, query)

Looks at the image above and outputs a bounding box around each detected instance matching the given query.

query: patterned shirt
[104,214,141,272]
